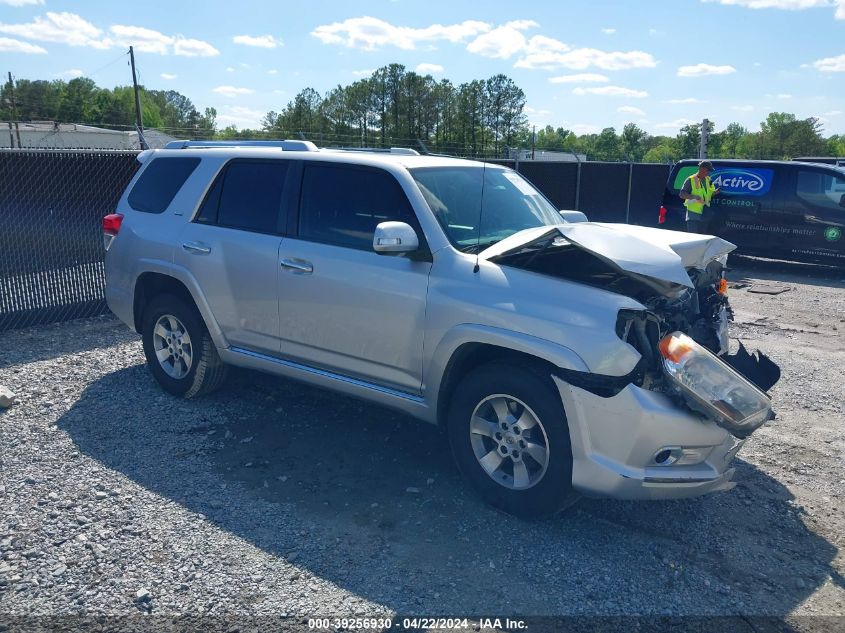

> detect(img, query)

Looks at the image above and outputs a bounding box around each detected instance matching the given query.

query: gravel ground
[1,257,844,625]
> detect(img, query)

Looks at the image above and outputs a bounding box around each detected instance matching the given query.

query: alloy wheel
[152,314,193,379]
[469,394,550,490]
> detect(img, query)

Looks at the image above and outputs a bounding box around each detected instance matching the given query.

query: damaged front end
[607,259,777,438]
[482,222,780,438]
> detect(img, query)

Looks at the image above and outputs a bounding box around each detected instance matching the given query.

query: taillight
[658,206,667,225]
[103,213,124,250]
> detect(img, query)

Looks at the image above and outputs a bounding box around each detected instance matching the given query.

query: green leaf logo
[824,226,841,242]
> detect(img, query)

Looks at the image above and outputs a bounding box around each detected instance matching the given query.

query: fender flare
[424,323,589,416]
[132,259,229,350]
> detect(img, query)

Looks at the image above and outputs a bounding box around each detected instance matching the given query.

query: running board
[223,346,432,422]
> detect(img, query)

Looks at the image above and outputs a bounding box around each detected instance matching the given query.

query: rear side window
[299,164,416,250]
[197,160,289,234]
[128,157,200,213]
[795,169,845,212]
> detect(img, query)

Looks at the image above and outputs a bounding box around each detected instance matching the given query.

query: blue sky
[1,0,843,135]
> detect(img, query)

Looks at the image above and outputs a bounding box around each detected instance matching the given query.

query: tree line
[3,67,843,160]
[1,76,217,138]
[551,115,844,163]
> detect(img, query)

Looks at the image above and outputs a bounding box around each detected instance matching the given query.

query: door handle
[280,258,313,274]
[182,241,211,255]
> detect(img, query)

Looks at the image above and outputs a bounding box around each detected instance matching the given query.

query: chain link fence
[0,149,140,331]
[0,148,672,333]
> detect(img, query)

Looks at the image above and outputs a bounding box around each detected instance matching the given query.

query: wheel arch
[131,265,228,350]
[428,324,588,427]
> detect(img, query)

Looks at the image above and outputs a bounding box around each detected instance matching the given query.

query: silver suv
[104,141,776,517]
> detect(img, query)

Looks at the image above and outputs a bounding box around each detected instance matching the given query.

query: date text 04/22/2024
[306,617,528,630]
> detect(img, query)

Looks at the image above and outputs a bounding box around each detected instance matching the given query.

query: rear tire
[141,294,227,398]
[447,362,578,518]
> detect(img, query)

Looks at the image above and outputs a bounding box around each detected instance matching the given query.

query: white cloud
[571,124,601,135]
[548,73,609,84]
[665,97,706,104]
[573,85,648,98]
[508,35,568,67]
[677,63,737,77]
[212,85,255,97]
[311,16,490,50]
[416,63,444,74]
[524,105,552,116]
[776,93,793,99]
[267,69,278,75]
[110,24,173,55]
[655,118,697,130]
[516,41,657,70]
[233,34,282,48]
[173,37,219,57]
[0,12,109,48]
[601,28,617,34]
[702,0,845,19]
[226,66,235,72]
[217,106,265,129]
[466,19,538,58]
[0,0,44,5]
[0,36,46,53]
[824,109,843,116]
[56,68,83,78]
[732,104,754,111]
[352,68,375,77]
[0,11,218,55]
[312,15,657,72]
[160,73,177,80]
[812,53,845,72]
[618,105,646,116]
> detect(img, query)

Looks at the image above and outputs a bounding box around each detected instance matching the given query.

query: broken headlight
[658,332,772,437]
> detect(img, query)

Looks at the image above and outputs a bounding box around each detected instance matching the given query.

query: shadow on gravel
[58,364,839,616]
[728,255,845,290]
[0,315,136,368]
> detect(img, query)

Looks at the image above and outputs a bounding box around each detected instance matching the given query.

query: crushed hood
[479,222,736,293]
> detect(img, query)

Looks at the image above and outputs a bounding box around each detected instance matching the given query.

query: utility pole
[8,72,21,148]
[699,118,709,159]
[531,124,536,160]
[129,46,148,150]
[4,73,13,147]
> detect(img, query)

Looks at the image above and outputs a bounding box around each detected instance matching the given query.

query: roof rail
[164,139,319,152]
[324,146,420,156]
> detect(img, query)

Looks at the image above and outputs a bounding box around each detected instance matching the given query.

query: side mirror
[373,221,420,254]
[839,194,845,208]
[559,210,589,223]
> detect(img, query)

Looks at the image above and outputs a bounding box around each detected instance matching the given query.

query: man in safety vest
[679,160,720,233]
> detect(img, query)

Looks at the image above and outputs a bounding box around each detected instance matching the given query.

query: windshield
[410,166,563,252]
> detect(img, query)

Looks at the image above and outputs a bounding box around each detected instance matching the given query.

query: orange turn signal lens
[658,333,695,364]
[717,278,728,295]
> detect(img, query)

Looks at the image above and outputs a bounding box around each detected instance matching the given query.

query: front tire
[141,294,227,398]
[447,362,578,518]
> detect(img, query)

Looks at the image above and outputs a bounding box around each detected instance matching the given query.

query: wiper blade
[458,239,501,254]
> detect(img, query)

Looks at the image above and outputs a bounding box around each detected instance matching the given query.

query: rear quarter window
[128,157,201,213]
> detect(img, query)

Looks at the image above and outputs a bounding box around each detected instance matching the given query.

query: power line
[82,50,130,81]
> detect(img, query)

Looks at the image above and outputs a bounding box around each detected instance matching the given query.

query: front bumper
[555,376,745,500]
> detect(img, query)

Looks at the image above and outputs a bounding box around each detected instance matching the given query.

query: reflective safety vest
[684,174,716,215]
